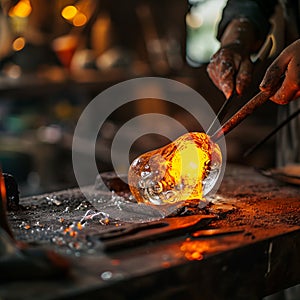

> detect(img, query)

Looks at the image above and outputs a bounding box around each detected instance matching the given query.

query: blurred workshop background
[0,0,278,196]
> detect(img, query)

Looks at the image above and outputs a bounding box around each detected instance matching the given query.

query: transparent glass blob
[128,132,222,205]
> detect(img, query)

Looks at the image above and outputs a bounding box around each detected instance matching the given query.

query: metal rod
[206,91,237,135]
[244,107,300,157]
[211,91,271,142]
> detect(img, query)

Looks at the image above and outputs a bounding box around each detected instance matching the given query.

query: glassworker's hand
[207,44,253,99]
[207,18,262,99]
[260,39,300,104]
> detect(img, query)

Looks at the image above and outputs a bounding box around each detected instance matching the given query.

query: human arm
[206,0,278,99]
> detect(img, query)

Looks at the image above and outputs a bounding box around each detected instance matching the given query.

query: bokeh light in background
[12,37,26,51]
[61,3,88,27]
[7,0,32,35]
[8,0,32,18]
[61,5,78,21]
[72,12,87,27]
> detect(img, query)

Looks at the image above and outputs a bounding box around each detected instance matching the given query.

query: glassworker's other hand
[207,18,262,99]
[260,39,300,104]
[207,45,253,99]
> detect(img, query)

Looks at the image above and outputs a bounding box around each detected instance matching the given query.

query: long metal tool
[243,107,300,157]
[93,215,216,251]
[206,91,238,135]
[211,90,272,142]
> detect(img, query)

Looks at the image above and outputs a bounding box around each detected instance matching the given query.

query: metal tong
[92,215,216,251]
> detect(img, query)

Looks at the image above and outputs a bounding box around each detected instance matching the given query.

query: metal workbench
[1,164,300,300]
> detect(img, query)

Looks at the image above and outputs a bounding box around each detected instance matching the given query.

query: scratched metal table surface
[1,164,300,300]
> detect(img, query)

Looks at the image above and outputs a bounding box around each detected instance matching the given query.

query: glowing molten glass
[128,132,222,205]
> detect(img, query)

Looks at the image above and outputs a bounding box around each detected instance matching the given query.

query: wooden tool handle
[211,91,271,142]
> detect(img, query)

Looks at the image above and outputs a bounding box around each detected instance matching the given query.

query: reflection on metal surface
[180,238,210,261]
[180,238,231,261]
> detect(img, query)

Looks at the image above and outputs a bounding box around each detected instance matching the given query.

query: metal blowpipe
[211,91,272,142]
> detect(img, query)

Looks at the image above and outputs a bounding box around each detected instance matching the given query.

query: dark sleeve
[217,0,279,41]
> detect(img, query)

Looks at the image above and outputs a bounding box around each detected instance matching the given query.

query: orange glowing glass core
[128,132,222,205]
